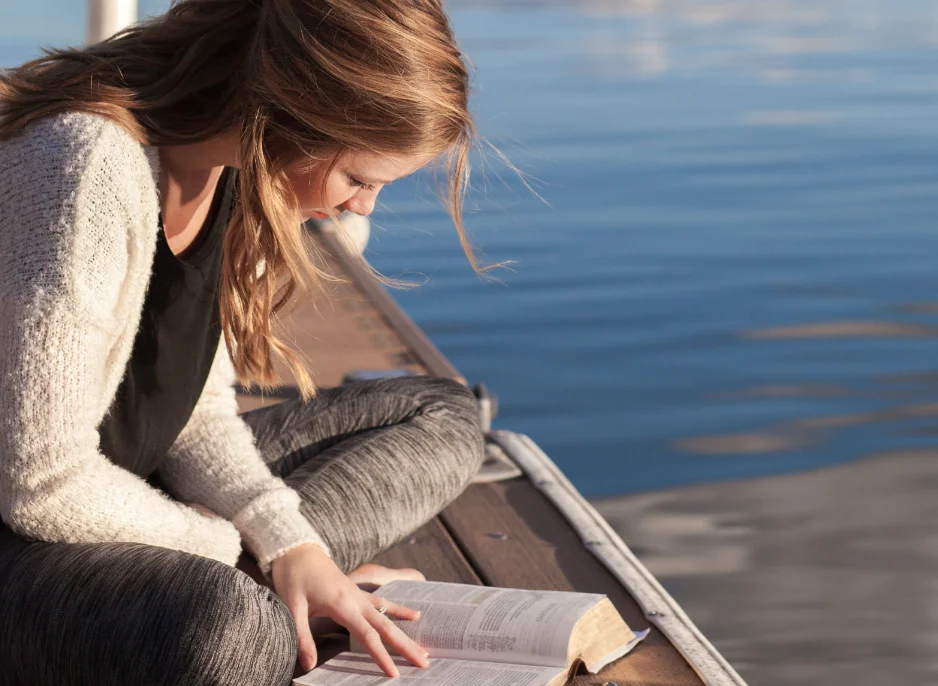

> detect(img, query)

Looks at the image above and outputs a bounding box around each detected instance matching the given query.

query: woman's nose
[342,191,377,217]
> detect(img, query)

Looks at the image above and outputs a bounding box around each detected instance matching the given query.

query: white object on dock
[310,213,371,256]
[87,0,138,44]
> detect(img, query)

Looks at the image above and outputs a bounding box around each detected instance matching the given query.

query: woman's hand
[270,543,430,677]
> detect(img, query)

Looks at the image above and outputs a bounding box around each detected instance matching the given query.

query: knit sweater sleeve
[0,114,243,565]
[158,343,332,573]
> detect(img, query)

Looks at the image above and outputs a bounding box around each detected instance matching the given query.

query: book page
[294,654,564,686]
[370,581,602,667]
[584,629,650,674]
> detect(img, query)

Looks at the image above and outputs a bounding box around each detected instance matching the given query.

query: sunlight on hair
[0,0,527,399]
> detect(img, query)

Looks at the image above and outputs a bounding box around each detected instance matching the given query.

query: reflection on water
[676,369,938,456]
[4,1,938,684]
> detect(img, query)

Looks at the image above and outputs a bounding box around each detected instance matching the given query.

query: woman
[0,0,485,684]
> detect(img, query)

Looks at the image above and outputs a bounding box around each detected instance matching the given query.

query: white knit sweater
[0,111,329,572]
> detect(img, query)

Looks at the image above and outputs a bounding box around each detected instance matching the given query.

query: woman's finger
[371,596,422,622]
[287,596,317,672]
[366,606,430,668]
[339,610,400,678]
[398,567,426,582]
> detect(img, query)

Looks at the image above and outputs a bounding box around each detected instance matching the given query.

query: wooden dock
[235,226,715,686]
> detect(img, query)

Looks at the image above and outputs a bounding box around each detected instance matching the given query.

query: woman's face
[285,150,435,221]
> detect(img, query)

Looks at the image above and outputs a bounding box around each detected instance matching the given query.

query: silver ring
[377,605,389,615]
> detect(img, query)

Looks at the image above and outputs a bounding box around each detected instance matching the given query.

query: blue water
[371,1,938,498]
[4,1,938,499]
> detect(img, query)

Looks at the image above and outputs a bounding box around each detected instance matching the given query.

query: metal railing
[87,0,137,44]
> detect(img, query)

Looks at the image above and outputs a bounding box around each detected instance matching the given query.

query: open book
[294,581,649,686]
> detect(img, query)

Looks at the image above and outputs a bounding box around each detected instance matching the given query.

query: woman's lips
[308,210,330,220]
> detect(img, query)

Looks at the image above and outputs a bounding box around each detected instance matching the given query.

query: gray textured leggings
[0,376,484,686]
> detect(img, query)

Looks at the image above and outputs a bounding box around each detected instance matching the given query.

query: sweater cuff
[231,488,331,574]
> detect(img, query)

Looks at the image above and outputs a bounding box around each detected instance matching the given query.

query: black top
[98,167,238,478]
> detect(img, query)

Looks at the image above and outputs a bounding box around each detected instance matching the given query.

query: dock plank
[371,517,482,585]
[442,480,704,686]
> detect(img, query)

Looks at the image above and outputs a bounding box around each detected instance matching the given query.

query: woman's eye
[349,176,375,192]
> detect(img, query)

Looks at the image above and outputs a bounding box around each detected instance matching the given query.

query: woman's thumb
[288,597,317,672]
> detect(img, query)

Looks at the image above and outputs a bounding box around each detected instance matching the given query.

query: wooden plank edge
[309,223,465,383]
[488,431,747,686]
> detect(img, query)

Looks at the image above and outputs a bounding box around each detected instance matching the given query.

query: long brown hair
[0,0,477,399]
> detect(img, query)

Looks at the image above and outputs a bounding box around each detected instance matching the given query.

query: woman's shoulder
[0,110,161,316]
[0,110,159,211]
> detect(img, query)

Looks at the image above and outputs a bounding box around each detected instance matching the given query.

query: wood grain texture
[370,517,482,586]
[442,481,704,686]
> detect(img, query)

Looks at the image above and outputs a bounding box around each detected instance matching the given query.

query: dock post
[87,0,138,44]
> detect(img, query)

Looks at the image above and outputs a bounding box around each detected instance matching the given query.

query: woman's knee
[0,539,297,686]
[407,375,486,481]
[171,558,297,686]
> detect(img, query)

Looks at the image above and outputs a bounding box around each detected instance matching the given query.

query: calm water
[4,1,938,684]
